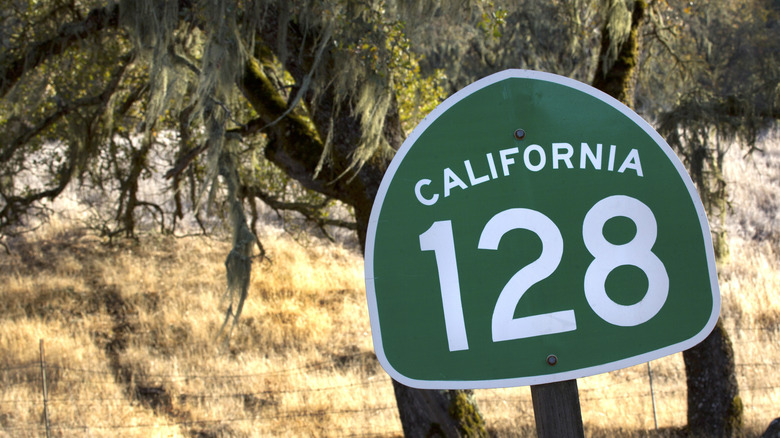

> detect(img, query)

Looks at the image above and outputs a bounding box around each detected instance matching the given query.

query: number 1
[419,221,469,351]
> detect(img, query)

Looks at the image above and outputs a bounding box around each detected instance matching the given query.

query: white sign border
[364,69,721,390]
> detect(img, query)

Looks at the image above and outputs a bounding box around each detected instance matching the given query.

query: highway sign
[364,70,720,389]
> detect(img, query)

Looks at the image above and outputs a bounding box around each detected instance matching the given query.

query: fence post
[647,361,659,430]
[39,339,51,438]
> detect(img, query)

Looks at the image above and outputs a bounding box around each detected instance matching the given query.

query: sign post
[364,70,720,430]
[531,380,584,437]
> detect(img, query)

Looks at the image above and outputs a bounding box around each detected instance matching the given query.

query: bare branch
[241,183,357,232]
[164,143,209,180]
[136,201,166,234]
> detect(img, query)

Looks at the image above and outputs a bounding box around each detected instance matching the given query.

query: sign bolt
[514,128,526,140]
[546,354,558,366]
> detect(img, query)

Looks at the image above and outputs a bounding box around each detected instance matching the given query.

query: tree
[592,0,646,108]
[639,0,779,435]
[640,1,779,435]
[238,4,490,433]
[0,1,489,434]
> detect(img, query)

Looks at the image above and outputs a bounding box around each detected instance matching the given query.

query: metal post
[40,339,51,438]
[647,361,659,430]
[531,380,585,438]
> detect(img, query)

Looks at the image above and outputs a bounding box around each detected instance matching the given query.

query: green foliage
[0,0,593,239]
[416,0,602,93]
[477,1,508,40]
[0,0,776,267]
[383,20,448,134]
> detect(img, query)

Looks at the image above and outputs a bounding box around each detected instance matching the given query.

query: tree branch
[239,27,397,248]
[0,144,77,234]
[0,4,120,99]
[592,0,647,107]
[241,182,356,231]
[2,52,133,164]
[136,201,166,234]
[239,56,342,198]
[164,143,208,180]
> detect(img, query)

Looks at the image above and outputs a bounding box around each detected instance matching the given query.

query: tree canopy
[2,0,776,243]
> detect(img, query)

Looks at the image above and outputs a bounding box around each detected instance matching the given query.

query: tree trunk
[592,0,646,109]
[591,3,742,435]
[683,320,743,437]
[680,136,742,438]
[393,383,487,438]
[239,36,487,436]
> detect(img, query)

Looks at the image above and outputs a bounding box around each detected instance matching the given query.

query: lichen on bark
[447,390,488,437]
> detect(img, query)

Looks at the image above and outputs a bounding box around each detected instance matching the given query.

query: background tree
[639,1,779,435]
[0,1,489,434]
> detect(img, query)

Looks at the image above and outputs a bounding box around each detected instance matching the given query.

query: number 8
[582,195,669,327]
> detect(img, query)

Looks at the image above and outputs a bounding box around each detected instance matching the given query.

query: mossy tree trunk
[678,129,740,438]
[392,385,487,437]
[591,2,741,436]
[240,18,487,437]
[684,320,743,437]
[592,0,646,109]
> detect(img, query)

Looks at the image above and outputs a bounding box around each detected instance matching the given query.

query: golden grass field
[1,134,779,437]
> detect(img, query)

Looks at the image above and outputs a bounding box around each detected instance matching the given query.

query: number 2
[478,209,577,343]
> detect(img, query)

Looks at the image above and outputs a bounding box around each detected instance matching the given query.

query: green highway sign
[364,70,721,389]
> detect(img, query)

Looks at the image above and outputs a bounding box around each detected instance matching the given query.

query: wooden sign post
[531,380,584,437]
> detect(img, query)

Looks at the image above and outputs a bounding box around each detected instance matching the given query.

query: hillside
[1,132,779,437]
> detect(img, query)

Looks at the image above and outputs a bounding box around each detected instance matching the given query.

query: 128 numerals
[419,195,669,352]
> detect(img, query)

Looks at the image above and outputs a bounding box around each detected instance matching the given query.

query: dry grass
[0,227,397,437]
[1,134,780,437]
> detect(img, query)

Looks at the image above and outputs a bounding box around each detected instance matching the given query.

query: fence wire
[2,334,780,436]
